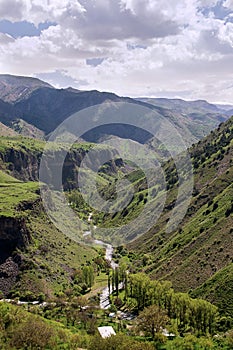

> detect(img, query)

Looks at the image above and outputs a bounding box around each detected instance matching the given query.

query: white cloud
[0,0,86,25]
[0,0,233,103]
[0,0,26,21]
[218,21,233,46]
[223,0,233,10]
[0,32,14,44]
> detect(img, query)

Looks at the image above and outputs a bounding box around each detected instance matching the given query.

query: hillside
[0,132,131,299]
[0,137,104,299]
[0,113,232,350]
[138,97,229,140]
[126,116,233,316]
[0,173,98,299]
[10,119,45,139]
[0,106,231,318]
[0,74,230,146]
[0,122,18,137]
[0,74,53,103]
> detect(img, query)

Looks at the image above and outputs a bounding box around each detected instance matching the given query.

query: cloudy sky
[0,0,233,103]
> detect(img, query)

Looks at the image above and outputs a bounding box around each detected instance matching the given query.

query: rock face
[0,148,42,181]
[0,217,30,261]
[0,217,30,295]
[0,145,122,189]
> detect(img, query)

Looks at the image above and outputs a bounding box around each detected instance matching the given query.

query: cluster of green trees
[110,270,218,336]
[72,265,95,293]
[89,333,155,350]
[88,332,233,350]
[0,302,84,349]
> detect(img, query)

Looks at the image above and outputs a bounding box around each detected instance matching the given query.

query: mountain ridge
[0,74,53,103]
[0,74,231,147]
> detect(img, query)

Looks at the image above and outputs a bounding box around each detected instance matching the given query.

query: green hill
[0,114,232,319]
[0,136,98,299]
[126,116,233,316]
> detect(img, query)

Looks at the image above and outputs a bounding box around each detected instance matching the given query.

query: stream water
[84,213,119,309]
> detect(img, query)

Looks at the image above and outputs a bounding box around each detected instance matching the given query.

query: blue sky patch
[35,70,88,89]
[86,58,105,67]
[200,1,232,20]
[0,20,56,38]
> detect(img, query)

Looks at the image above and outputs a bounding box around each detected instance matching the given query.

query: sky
[0,0,233,103]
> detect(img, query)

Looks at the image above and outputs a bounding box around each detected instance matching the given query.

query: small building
[98,326,116,339]
[162,328,175,338]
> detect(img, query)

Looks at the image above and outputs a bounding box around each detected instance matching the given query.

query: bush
[10,315,56,348]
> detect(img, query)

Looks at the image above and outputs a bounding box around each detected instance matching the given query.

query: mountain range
[0,74,232,147]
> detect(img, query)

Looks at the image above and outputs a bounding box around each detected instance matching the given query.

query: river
[84,213,119,309]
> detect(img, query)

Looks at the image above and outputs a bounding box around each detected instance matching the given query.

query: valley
[0,75,232,349]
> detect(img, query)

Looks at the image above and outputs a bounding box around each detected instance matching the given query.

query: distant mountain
[14,87,126,134]
[0,98,17,125]
[136,97,231,143]
[137,97,225,113]
[226,108,233,116]
[215,103,233,111]
[0,74,53,103]
[0,74,231,146]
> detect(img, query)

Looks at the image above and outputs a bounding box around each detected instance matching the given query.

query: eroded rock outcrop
[0,217,30,295]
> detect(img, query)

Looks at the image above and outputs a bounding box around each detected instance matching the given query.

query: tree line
[109,268,218,336]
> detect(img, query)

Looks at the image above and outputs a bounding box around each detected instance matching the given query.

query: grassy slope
[0,169,21,183]
[0,118,232,312]
[0,301,81,349]
[13,209,97,298]
[125,117,233,315]
[0,135,94,154]
[11,118,45,139]
[0,136,98,298]
[192,263,233,317]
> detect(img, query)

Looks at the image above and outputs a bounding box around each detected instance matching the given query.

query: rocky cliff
[0,147,41,181]
[0,217,30,295]
[0,142,122,188]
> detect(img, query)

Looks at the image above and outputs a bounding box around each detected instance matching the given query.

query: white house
[98,326,116,339]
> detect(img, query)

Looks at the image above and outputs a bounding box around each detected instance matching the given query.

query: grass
[85,272,108,299]
[0,166,97,299]
[0,181,38,216]
[0,169,21,183]
[192,263,233,317]
[13,209,98,298]
[123,117,233,317]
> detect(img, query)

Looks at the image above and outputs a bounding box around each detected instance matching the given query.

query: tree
[82,265,95,289]
[115,268,119,297]
[10,315,56,348]
[88,333,155,350]
[129,273,150,311]
[108,273,111,295]
[136,304,169,339]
